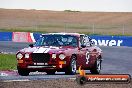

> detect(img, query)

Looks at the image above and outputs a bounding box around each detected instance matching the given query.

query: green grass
[0,54,17,70]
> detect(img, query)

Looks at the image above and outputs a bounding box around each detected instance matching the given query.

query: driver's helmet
[46,37,55,45]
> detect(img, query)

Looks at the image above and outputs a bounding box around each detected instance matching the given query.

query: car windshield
[34,35,78,47]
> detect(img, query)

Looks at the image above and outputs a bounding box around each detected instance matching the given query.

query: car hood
[19,46,68,53]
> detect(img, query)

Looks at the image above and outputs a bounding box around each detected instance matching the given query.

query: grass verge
[0,54,16,70]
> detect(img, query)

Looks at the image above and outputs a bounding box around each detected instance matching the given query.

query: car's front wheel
[90,58,102,74]
[17,68,30,76]
[65,56,77,75]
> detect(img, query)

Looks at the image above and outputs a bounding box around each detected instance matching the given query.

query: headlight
[59,54,66,60]
[25,53,29,58]
[52,54,56,59]
[17,53,23,59]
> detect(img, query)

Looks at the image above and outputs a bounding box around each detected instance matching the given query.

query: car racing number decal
[86,51,90,64]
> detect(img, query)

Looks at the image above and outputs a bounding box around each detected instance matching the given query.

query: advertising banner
[90,35,132,47]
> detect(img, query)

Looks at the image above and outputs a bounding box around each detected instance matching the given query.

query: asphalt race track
[0,41,132,81]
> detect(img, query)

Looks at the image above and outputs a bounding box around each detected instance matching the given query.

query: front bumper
[17,59,68,71]
[27,65,57,68]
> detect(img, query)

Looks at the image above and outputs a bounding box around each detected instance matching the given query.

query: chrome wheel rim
[97,59,101,73]
[71,59,77,73]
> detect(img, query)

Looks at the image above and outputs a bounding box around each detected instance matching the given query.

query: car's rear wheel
[90,58,102,74]
[65,56,77,75]
[17,68,30,76]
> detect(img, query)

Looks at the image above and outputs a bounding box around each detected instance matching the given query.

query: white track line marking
[3,79,30,82]
[0,73,8,76]
[69,78,76,80]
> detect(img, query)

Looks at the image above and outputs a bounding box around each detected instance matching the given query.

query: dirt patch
[0,9,132,35]
[0,9,132,25]
[0,79,131,88]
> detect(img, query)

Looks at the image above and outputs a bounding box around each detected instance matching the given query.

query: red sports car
[16,33,103,76]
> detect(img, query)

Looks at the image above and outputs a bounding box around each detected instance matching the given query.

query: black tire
[76,76,87,85]
[90,59,102,74]
[46,71,55,75]
[65,56,77,75]
[17,68,30,76]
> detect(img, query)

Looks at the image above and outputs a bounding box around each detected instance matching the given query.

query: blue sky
[0,0,132,12]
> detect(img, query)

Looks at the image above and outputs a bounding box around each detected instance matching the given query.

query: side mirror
[29,44,34,48]
[81,45,86,48]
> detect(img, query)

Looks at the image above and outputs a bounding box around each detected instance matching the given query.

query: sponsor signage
[90,35,132,47]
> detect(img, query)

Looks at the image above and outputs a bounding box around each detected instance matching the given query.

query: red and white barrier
[12,32,34,42]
